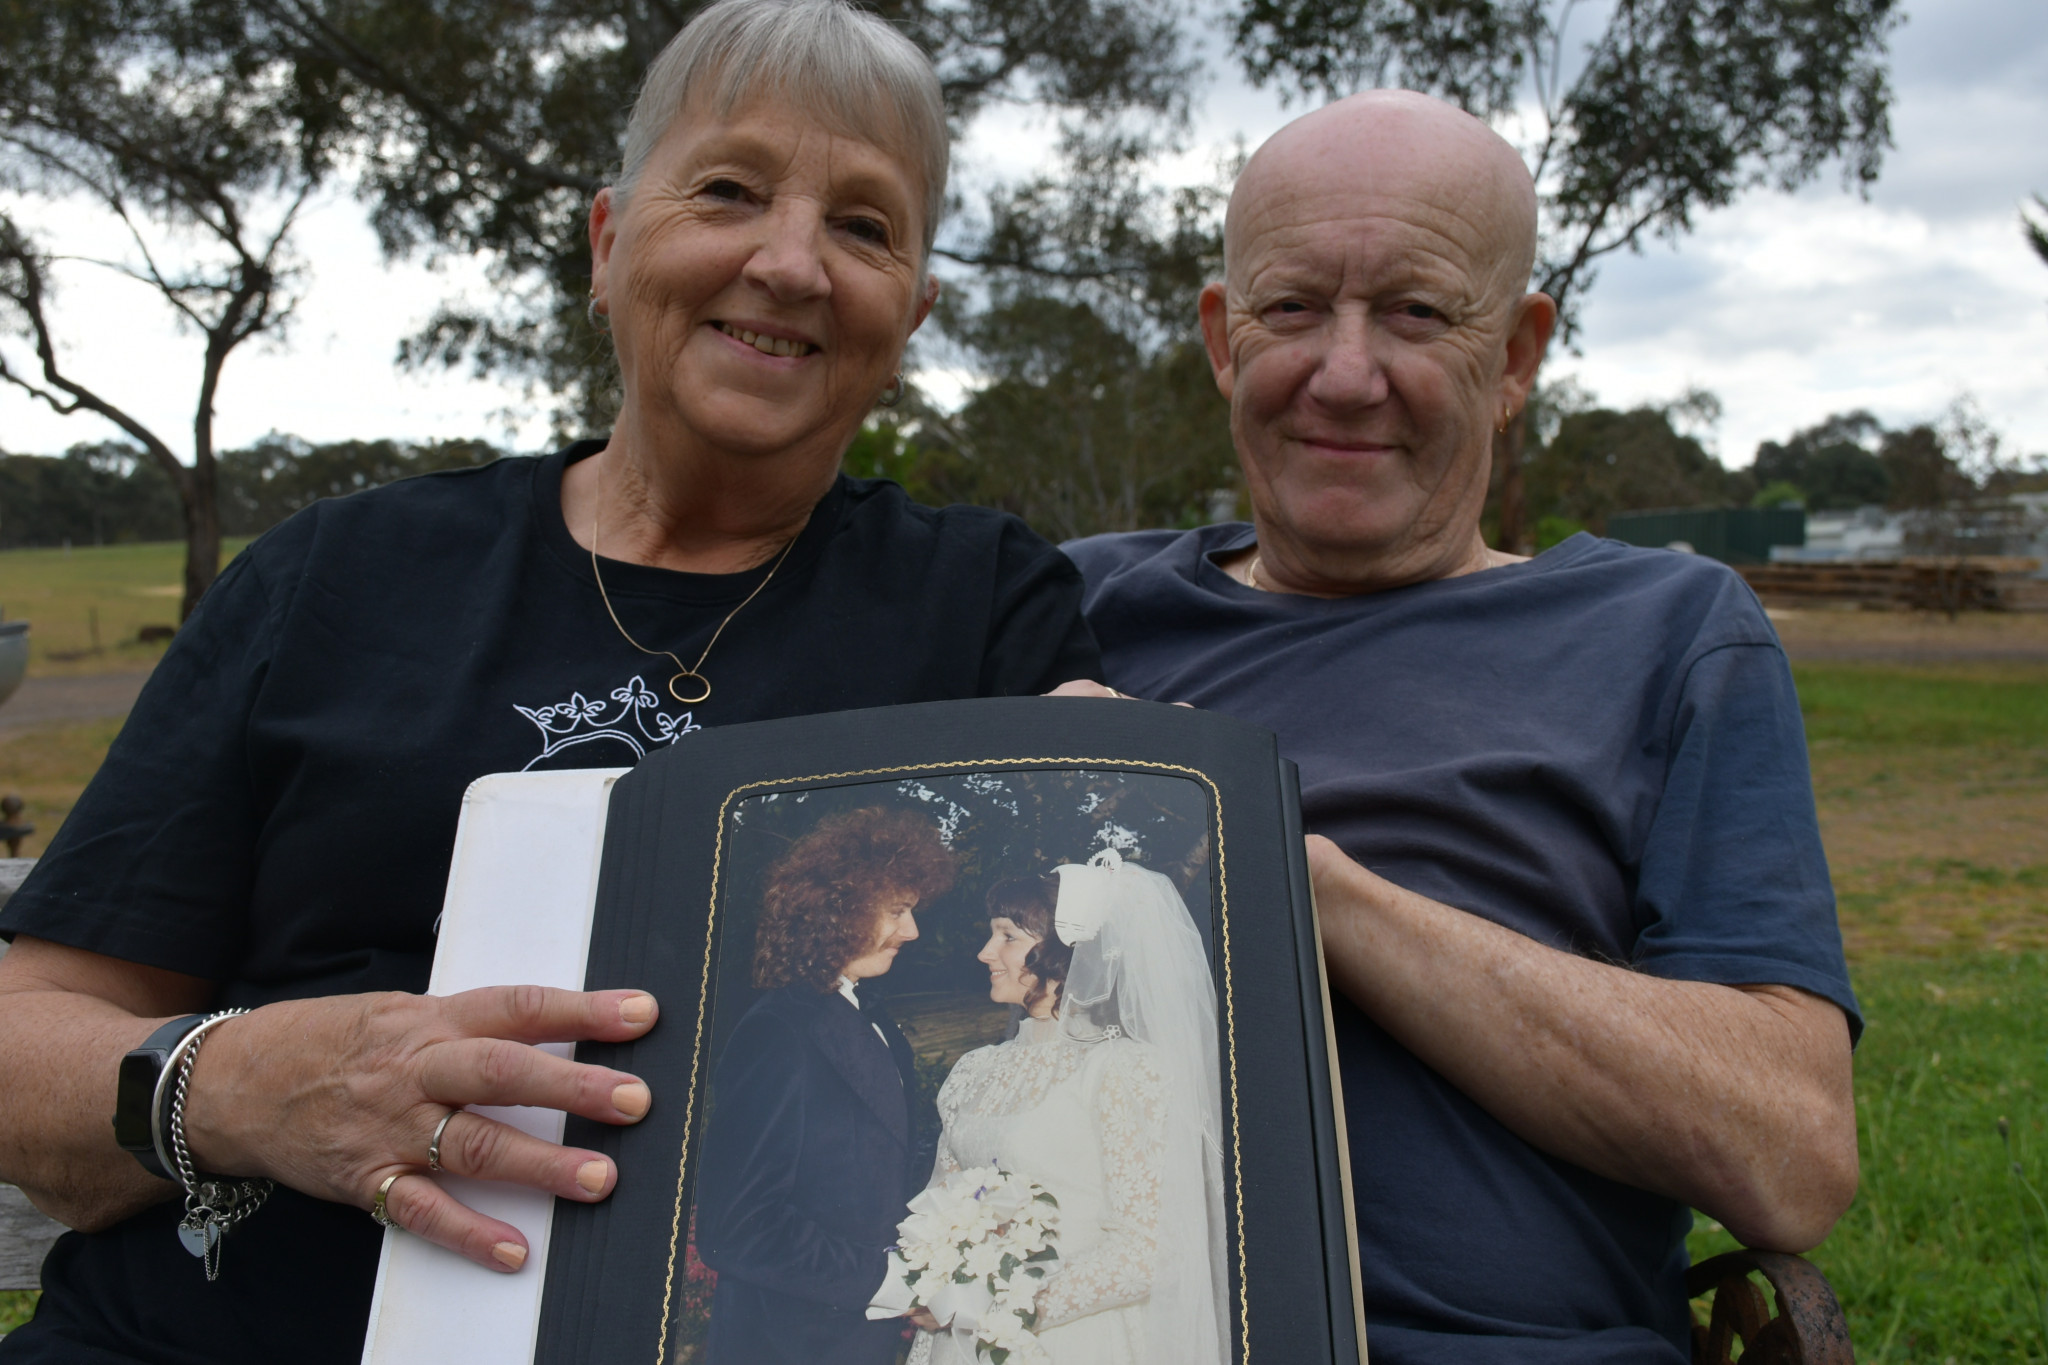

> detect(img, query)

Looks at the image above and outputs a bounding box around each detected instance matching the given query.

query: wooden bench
[0,858,1858,1357]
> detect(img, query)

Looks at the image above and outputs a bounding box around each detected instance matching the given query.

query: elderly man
[1061,91,1858,1361]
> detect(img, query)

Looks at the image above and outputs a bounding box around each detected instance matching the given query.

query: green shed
[1604,507,1806,565]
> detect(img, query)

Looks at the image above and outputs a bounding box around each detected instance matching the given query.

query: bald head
[1227,90,1537,307]
[1196,87,1556,595]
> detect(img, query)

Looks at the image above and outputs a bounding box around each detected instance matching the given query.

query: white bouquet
[866,1164,1061,1364]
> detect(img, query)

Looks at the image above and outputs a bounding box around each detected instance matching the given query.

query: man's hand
[1045,679,1130,699]
[1306,835,1857,1251]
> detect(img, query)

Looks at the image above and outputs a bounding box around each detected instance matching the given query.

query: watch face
[115,1051,163,1151]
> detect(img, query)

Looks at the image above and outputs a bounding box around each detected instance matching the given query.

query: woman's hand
[906,1306,943,1332]
[182,984,659,1272]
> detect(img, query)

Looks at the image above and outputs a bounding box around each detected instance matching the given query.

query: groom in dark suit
[695,808,953,1365]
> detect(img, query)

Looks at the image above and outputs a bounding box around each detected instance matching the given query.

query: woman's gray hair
[614,0,950,264]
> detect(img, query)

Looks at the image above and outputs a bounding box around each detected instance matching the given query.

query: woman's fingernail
[492,1241,528,1271]
[576,1160,609,1195]
[619,993,656,1026]
[613,1080,651,1118]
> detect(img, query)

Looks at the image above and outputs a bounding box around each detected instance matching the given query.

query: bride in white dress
[907,850,1227,1365]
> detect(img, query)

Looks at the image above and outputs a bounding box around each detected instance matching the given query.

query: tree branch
[248,0,604,196]
[0,226,188,494]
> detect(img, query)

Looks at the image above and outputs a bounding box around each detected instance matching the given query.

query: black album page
[537,697,1363,1365]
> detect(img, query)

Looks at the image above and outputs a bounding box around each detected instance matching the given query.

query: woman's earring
[878,373,905,408]
[587,293,610,333]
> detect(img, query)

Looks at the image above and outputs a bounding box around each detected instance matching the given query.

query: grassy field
[1,548,2045,1350]
[1681,661,2048,1360]
[0,718,128,860]
[1800,665,2048,962]
[0,539,252,676]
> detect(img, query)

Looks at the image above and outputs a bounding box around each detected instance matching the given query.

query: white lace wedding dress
[907,1015,1167,1365]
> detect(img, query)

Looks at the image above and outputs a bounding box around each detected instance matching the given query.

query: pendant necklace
[588,457,800,706]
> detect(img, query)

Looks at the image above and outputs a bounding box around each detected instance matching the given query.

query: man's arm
[1308,835,1857,1252]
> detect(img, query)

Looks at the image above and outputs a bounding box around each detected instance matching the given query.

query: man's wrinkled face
[1206,160,1524,573]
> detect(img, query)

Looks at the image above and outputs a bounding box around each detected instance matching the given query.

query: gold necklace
[588,459,800,706]
[1245,552,1266,590]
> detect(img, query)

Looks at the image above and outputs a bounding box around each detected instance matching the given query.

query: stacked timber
[1738,558,2046,612]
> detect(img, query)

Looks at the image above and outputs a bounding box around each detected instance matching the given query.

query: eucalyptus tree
[0,0,340,617]
[231,0,1200,434]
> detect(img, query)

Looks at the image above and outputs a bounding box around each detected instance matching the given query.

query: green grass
[1794,662,2048,751]
[0,716,130,858]
[1688,952,2048,1361]
[0,538,251,675]
[0,1290,33,1334]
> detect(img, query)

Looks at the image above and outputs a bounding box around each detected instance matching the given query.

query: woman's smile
[589,98,933,470]
[711,319,820,359]
[977,916,1041,1007]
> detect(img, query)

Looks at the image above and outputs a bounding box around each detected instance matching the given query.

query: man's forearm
[1308,837,1856,1251]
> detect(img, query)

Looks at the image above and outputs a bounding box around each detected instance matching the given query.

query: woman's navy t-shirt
[0,443,1099,1364]
[1064,526,1858,1365]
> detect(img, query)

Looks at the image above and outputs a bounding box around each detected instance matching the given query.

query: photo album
[362,697,1364,1365]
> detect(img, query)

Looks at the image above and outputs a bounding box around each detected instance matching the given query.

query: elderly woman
[0,3,1095,1361]
[694,806,956,1364]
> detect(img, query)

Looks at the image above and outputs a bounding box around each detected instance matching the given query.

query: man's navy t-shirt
[1064,526,1859,1364]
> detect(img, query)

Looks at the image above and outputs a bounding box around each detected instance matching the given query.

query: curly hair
[753,807,957,992]
[985,873,1072,1014]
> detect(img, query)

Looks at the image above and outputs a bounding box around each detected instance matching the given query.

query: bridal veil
[1051,849,1229,1365]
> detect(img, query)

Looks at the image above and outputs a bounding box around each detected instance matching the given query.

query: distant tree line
[1479,389,2045,552]
[0,436,501,550]
[7,393,2037,556]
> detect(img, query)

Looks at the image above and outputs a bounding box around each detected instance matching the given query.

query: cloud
[1560,189,2048,464]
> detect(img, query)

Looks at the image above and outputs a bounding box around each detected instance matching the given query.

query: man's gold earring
[1498,402,1514,435]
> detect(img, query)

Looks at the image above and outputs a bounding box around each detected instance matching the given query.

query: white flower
[960,1239,1008,1281]
[874,1166,1063,1362]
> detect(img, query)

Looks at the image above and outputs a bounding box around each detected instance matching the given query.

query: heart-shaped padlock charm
[178,1220,220,1259]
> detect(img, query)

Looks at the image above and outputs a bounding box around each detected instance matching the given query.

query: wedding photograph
[670,768,1229,1365]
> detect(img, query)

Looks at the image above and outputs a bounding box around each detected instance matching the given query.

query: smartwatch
[113,1014,207,1180]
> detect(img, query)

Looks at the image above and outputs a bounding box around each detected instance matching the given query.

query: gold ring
[1105,687,1124,699]
[428,1110,458,1173]
[371,1172,404,1229]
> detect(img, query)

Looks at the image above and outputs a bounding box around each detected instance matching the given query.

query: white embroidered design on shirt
[512,674,701,770]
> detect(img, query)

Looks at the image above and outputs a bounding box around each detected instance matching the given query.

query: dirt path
[1772,609,2048,663]
[1814,745,2048,960]
[0,669,151,732]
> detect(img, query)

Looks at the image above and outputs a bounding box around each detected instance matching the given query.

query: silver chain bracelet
[163,1009,274,1281]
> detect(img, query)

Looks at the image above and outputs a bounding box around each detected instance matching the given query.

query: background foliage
[1,0,1917,555]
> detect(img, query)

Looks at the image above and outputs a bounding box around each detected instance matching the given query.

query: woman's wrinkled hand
[181,985,659,1272]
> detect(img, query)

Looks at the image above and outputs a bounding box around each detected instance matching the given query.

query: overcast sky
[2,0,2043,470]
